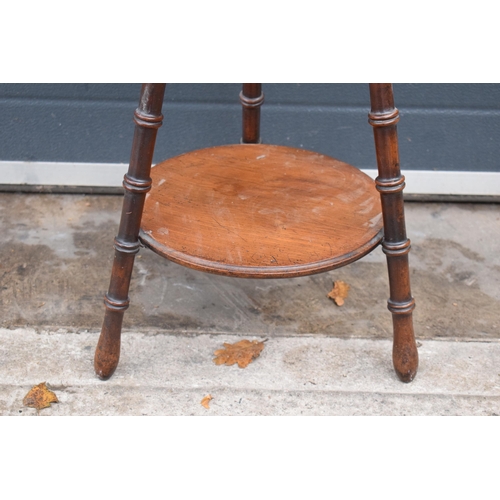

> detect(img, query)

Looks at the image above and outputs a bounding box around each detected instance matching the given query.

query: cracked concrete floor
[0,193,499,415]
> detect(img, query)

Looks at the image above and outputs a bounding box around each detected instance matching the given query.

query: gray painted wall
[1,83,499,172]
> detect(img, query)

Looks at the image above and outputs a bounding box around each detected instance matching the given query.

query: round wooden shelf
[139,144,383,278]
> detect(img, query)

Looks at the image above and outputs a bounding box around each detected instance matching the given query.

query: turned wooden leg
[94,83,166,380]
[240,83,264,144]
[369,83,418,383]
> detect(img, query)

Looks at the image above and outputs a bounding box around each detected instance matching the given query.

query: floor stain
[0,193,499,341]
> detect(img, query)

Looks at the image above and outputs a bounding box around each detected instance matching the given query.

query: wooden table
[94,84,418,383]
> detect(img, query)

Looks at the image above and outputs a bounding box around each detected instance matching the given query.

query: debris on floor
[201,395,212,409]
[23,382,59,412]
[327,280,350,306]
[213,339,266,368]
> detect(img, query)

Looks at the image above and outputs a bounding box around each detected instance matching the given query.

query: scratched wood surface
[139,144,383,278]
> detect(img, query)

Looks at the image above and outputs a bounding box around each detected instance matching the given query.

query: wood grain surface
[140,144,383,278]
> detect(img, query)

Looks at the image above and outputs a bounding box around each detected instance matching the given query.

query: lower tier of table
[139,144,383,278]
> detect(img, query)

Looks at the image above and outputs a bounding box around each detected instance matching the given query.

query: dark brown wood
[139,144,383,278]
[94,83,166,380]
[369,83,418,382]
[95,83,419,384]
[240,84,264,143]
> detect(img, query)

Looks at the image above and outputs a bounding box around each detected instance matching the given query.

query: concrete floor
[1,193,499,415]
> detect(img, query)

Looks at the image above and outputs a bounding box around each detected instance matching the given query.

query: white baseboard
[1,161,500,197]
[362,169,500,197]
[0,161,128,188]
